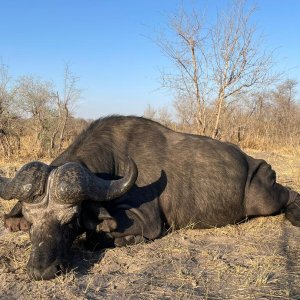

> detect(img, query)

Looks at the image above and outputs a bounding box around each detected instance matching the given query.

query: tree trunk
[57,106,69,153]
[212,90,225,139]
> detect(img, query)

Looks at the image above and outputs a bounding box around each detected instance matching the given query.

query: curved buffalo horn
[52,157,138,204]
[0,162,52,201]
[104,156,138,201]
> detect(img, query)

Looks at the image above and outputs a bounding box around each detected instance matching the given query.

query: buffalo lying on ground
[1,115,300,280]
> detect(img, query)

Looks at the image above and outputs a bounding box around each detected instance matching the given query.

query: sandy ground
[0,150,300,300]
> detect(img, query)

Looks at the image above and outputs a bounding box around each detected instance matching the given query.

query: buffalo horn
[104,156,138,201]
[0,162,51,201]
[53,157,138,204]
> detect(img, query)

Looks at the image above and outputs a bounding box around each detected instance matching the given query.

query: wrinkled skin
[20,173,81,280]
[4,203,81,280]
[3,195,120,280]
[21,193,119,279]
[26,216,80,280]
[8,200,116,280]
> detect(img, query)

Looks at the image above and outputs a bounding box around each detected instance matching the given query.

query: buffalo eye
[28,193,43,203]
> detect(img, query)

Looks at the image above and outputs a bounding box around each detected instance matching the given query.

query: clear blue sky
[0,0,299,119]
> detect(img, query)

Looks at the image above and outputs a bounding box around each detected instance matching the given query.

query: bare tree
[210,1,277,138]
[144,104,173,128]
[50,64,81,154]
[0,62,83,159]
[143,104,157,120]
[0,62,13,157]
[0,64,22,158]
[271,79,298,138]
[156,1,278,139]
[273,79,297,118]
[155,9,210,134]
[0,61,11,117]
[14,76,54,154]
[174,95,198,131]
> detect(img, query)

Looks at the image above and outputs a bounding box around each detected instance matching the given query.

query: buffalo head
[0,158,138,280]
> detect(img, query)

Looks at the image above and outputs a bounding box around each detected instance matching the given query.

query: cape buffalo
[1,115,300,280]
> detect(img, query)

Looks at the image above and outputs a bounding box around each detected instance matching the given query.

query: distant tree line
[0,62,88,160]
[145,78,300,151]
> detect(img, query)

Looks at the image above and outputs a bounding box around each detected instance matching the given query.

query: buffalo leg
[110,209,147,247]
[83,199,162,248]
[246,182,300,226]
[82,202,145,249]
[110,209,145,237]
[114,235,145,247]
[285,190,300,226]
[85,208,150,249]
[109,208,161,247]
[245,160,300,226]
[3,201,30,232]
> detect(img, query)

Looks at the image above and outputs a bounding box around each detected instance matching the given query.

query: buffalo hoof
[4,216,30,232]
[286,193,300,226]
[114,235,145,247]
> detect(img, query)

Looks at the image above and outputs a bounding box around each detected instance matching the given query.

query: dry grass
[0,150,300,299]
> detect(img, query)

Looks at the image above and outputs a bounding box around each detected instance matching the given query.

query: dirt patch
[0,151,300,299]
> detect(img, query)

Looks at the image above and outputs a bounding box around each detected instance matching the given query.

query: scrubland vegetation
[145,1,300,154]
[1,61,299,163]
[0,1,300,299]
[145,78,300,153]
[1,3,299,163]
[0,63,88,161]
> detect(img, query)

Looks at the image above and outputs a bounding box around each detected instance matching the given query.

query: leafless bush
[0,63,84,161]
